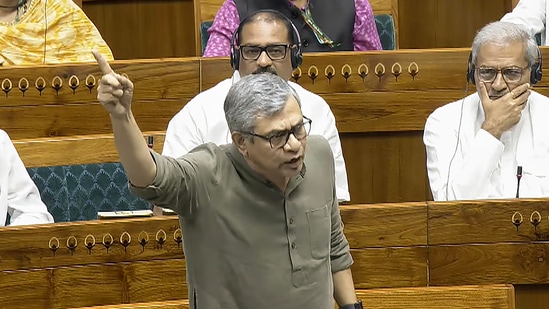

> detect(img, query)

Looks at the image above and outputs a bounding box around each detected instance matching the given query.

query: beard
[252,66,278,75]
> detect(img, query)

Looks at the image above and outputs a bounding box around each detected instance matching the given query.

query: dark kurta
[235,0,355,52]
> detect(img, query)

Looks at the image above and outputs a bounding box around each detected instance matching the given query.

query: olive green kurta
[130,135,353,309]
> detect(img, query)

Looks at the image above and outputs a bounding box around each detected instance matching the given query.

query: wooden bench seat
[357,285,515,309]
[75,300,189,309]
[74,284,516,309]
[2,200,548,308]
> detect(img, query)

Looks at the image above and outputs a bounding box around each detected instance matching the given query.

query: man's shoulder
[190,79,232,103]
[305,136,335,177]
[530,90,549,105]
[0,129,9,142]
[287,81,332,117]
[182,142,233,162]
[306,135,332,154]
[288,81,326,101]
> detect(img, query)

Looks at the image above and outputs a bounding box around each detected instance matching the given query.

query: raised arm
[93,50,156,187]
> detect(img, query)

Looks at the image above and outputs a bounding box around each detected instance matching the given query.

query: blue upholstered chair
[28,163,151,222]
[200,14,396,53]
[374,14,396,50]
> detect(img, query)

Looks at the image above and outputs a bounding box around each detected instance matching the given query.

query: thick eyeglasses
[246,116,312,149]
[477,65,529,83]
[239,44,290,61]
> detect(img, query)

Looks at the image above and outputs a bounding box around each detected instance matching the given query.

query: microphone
[515,166,523,198]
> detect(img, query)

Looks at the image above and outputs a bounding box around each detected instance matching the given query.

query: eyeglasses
[476,65,529,83]
[245,116,312,149]
[239,44,290,61]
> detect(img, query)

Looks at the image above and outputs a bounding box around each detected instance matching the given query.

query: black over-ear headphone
[467,46,543,85]
[230,9,303,70]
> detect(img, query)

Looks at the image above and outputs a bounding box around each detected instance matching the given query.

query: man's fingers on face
[512,83,531,97]
[517,90,531,106]
[478,81,490,102]
[512,87,531,101]
[93,50,114,75]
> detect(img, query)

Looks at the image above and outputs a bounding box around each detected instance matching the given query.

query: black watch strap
[339,300,363,309]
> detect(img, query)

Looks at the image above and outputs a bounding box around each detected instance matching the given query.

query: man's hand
[479,82,530,139]
[92,50,134,119]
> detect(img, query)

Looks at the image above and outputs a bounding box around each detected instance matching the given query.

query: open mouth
[285,157,302,167]
[288,157,300,163]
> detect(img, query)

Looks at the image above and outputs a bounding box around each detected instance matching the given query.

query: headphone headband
[230,10,303,70]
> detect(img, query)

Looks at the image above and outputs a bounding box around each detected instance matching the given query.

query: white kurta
[424,91,549,201]
[501,0,549,45]
[0,130,54,226]
[163,73,350,202]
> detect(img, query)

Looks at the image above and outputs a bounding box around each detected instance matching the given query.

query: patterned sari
[0,0,113,66]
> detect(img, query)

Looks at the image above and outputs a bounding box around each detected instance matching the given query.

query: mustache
[488,90,508,100]
[252,67,278,75]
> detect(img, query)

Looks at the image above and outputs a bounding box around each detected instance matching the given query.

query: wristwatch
[339,300,363,309]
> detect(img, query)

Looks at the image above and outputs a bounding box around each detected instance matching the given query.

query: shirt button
[291,242,297,249]
[289,217,294,224]
[302,39,309,47]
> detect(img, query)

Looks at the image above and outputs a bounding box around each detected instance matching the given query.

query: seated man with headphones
[424,21,549,201]
[163,9,350,202]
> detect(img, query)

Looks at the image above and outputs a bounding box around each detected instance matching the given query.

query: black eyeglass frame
[238,44,292,61]
[476,64,530,83]
[243,116,312,149]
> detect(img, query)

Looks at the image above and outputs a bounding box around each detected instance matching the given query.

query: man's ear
[232,131,249,156]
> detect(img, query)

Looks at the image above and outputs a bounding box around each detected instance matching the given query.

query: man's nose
[283,133,301,152]
[256,51,272,67]
[491,71,507,90]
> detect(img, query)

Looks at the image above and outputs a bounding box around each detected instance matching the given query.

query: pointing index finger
[92,50,114,75]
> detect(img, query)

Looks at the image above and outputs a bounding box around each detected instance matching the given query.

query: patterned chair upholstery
[201,21,213,55]
[199,14,396,53]
[28,163,151,222]
[374,14,396,50]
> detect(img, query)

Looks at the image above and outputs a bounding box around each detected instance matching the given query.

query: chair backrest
[15,132,165,222]
[193,0,399,55]
[194,0,225,55]
[374,14,396,50]
[27,163,151,222]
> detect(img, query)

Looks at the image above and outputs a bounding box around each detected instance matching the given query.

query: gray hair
[224,73,301,134]
[471,21,538,66]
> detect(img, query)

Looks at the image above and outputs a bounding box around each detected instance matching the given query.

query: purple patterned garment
[203,0,382,57]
